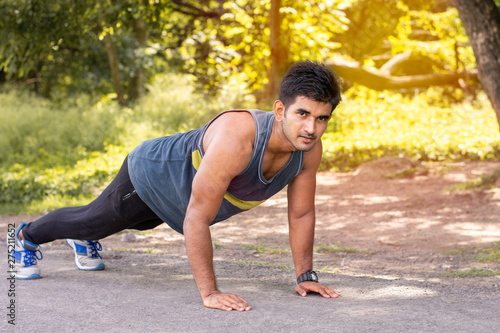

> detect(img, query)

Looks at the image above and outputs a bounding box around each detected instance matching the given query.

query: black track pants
[22,157,164,245]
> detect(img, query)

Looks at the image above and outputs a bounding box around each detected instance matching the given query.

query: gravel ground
[2,242,499,332]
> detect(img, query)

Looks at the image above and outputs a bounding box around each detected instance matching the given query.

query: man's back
[128,110,304,234]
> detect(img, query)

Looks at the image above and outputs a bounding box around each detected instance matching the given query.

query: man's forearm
[288,213,315,278]
[183,220,218,298]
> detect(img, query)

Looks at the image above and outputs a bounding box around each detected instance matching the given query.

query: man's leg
[21,157,159,243]
[128,219,165,231]
[15,157,162,277]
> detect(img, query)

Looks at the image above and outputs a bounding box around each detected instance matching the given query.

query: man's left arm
[287,141,341,298]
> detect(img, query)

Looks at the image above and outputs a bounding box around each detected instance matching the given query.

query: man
[13,60,342,311]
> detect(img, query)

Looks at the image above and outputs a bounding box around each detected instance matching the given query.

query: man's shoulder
[203,110,257,152]
[215,109,257,123]
[209,110,257,136]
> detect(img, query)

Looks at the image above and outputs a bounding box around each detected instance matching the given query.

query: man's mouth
[300,135,316,142]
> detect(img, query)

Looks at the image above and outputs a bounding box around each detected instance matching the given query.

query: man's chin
[294,142,317,152]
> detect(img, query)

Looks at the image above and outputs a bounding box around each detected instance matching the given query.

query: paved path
[3,244,500,332]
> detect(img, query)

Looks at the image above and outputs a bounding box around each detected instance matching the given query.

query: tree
[266,0,286,100]
[177,0,348,100]
[324,0,479,101]
[0,0,163,103]
[451,0,500,128]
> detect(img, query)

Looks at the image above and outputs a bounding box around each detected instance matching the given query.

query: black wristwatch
[297,270,318,284]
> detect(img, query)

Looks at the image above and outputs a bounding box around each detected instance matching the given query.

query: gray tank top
[128,110,304,234]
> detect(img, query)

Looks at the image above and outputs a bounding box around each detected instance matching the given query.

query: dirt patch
[354,156,427,179]
[2,159,500,290]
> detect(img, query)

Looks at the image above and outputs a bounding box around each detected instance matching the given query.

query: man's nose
[304,118,316,134]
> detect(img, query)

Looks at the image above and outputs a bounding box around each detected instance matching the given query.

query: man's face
[280,96,333,152]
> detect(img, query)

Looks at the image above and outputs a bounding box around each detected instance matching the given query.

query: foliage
[0,73,246,212]
[338,0,403,62]
[0,0,492,108]
[321,86,500,171]
[0,0,165,98]
[0,87,122,167]
[390,4,475,73]
[178,0,348,95]
[132,73,254,135]
[336,0,474,73]
[0,145,127,205]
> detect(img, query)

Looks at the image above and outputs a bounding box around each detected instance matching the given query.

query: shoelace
[87,241,103,259]
[23,249,43,267]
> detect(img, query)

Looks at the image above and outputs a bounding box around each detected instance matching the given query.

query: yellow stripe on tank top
[192,149,265,210]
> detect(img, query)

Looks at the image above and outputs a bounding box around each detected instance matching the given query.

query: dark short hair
[279,60,341,112]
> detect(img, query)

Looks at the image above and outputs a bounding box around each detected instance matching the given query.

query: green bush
[0,145,127,205]
[0,88,122,167]
[131,73,251,137]
[322,86,500,170]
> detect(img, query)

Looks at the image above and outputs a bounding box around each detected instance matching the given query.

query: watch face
[311,271,318,282]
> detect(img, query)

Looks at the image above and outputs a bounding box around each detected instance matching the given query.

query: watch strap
[297,270,318,284]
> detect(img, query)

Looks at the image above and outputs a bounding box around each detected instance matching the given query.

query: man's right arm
[183,112,255,311]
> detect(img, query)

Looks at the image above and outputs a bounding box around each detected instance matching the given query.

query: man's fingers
[296,282,341,298]
[220,295,250,311]
[204,292,252,312]
[319,286,341,298]
[295,284,307,297]
[325,287,341,298]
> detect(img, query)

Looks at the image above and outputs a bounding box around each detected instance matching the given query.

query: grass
[440,249,463,256]
[315,244,373,255]
[243,243,290,254]
[474,243,500,263]
[236,261,341,274]
[109,247,136,252]
[213,242,224,249]
[236,261,294,270]
[442,267,500,278]
[446,167,500,192]
[318,265,340,274]
[441,243,500,263]
[383,165,429,179]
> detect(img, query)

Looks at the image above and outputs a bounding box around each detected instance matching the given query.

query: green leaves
[321,86,500,171]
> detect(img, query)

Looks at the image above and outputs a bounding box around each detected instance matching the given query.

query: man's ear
[273,100,285,121]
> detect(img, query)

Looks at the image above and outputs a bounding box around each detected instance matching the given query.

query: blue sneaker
[13,223,43,280]
[66,239,105,271]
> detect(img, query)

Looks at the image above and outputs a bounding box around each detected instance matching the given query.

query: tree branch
[325,60,478,91]
[171,0,226,19]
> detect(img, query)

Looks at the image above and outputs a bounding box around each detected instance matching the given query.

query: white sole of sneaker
[16,273,42,280]
[66,240,106,271]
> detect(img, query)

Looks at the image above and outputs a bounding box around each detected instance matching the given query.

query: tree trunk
[267,0,284,101]
[451,0,500,129]
[128,16,148,101]
[104,32,126,106]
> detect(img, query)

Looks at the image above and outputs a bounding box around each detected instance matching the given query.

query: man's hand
[295,281,341,298]
[203,291,252,311]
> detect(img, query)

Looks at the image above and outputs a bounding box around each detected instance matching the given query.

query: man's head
[279,60,342,113]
